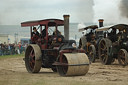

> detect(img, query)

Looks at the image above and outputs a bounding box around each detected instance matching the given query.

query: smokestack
[63,15,70,40]
[98,19,104,27]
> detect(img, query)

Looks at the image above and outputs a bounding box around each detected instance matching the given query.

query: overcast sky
[0,0,93,25]
[0,0,128,25]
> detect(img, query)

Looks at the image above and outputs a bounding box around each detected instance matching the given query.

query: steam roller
[22,16,90,76]
[25,44,89,76]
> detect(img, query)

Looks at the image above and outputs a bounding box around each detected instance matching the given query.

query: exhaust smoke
[120,0,128,18]
[93,0,128,24]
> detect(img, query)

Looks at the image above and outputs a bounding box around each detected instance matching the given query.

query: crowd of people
[0,27,62,56]
[0,42,26,56]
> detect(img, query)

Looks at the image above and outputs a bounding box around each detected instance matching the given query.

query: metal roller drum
[57,53,89,76]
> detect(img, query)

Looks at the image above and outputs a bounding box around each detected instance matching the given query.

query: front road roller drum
[25,44,42,73]
[56,53,89,76]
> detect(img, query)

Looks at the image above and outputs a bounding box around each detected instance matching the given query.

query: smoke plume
[93,0,128,24]
[120,0,128,18]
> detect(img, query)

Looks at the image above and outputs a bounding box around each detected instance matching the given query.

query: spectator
[0,43,18,56]
[0,44,2,56]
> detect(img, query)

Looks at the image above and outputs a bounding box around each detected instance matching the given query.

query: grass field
[0,54,24,59]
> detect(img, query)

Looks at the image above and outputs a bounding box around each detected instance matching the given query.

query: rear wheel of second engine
[56,53,89,76]
[25,44,42,73]
[98,38,113,65]
[118,49,128,66]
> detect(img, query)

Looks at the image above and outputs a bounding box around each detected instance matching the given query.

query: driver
[86,29,93,42]
[53,29,61,35]
[31,27,39,37]
[31,27,39,43]
[108,28,117,42]
[42,28,46,38]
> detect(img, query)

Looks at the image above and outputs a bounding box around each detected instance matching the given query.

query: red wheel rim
[29,48,35,69]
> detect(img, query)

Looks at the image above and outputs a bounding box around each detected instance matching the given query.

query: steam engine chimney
[63,15,70,40]
[98,19,104,27]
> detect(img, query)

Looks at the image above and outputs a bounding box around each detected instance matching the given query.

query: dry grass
[0,55,128,85]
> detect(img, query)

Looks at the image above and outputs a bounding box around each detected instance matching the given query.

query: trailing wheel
[25,44,42,73]
[118,49,128,66]
[56,55,68,76]
[98,38,113,65]
[88,45,96,63]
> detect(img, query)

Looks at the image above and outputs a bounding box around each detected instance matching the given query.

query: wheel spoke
[30,49,33,55]
[28,48,35,69]
[101,42,105,48]
[31,54,35,58]
[103,46,107,50]
[101,54,105,57]
[29,61,34,69]
[101,47,107,51]
[31,49,35,58]
[89,51,93,55]
[100,42,107,63]
[31,57,35,63]
[103,55,107,62]
[101,49,106,54]
[62,56,68,73]
[101,47,104,50]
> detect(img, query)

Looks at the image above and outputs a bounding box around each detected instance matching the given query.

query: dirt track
[0,56,128,85]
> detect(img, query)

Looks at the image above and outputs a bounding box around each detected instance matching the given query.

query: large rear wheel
[118,49,128,66]
[25,44,42,73]
[98,38,113,65]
